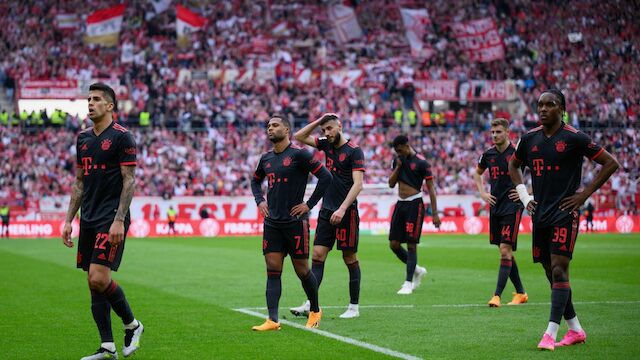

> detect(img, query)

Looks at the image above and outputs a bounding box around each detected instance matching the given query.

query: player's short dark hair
[392,135,409,148]
[89,82,118,111]
[269,113,290,129]
[542,88,566,112]
[319,113,340,126]
[490,118,509,129]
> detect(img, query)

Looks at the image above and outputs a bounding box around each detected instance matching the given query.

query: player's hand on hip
[330,208,346,225]
[290,203,310,218]
[62,222,74,248]
[108,220,125,246]
[481,192,497,206]
[432,214,441,228]
[258,201,269,218]
[526,200,538,216]
[507,189,520,203]
[560,192,587,212]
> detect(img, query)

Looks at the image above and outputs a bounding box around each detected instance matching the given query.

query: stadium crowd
[0,0,638,214]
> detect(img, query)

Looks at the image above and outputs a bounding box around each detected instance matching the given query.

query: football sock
[266,269,282,322]
[509,257,525,293]
[566,315,583,332]
[392,246,408,263]
[311,260,325,287]
[494,258,512,296]
[406,249,417,282]
[91,290,113,343]
[103,280,135,325]
[300,271,320,313]
[545,321,560,339]
[101,342,116,352]
[550,282,571,325]
[564,289,577,321]
[347,261,360,305]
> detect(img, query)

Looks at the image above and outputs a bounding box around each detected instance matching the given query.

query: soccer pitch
[1,233,638,359]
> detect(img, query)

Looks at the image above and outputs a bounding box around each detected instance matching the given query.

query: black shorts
[1,216,8,225]
[263,220,310,259]
[77,221,129,271]
[314,207,360,252]
[389,198,425,244]
[532,211,580,263]
[168,221,175,228]
[489,209,523,251]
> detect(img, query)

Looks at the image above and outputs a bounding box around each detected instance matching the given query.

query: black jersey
[251,144,331,224]
[392,153,433,192]
[514,123,603,226]
[76,121,137,227]
[315,137,365,212]
[478,144,523,216]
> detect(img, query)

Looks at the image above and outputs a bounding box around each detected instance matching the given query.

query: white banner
[328,5,363,44]
[451,18,504,62]
[400,8,434,58]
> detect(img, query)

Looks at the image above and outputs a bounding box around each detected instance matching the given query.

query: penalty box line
[233,306,422,360]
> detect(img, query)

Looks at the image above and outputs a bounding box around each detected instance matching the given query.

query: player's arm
[293,117,322,147]
[473,166,496,206]
[109,165,135,246]
[425,178,441,228]
[388,158,401,188]
[560,149,619,212]
[251,158,268,218]
[292,164,332,217]
[62,167,83,247]
[508,154,536,215]
[330,170,364,225]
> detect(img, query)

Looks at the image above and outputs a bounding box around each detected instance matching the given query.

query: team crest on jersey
[555,141,566,153]
[282,156,292,167]
[101,139,112,151]
[339,153,347,162]
[410,163,417,170]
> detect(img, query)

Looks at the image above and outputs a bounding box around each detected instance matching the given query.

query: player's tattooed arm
[115,165,136,221]
[65,168,84,223]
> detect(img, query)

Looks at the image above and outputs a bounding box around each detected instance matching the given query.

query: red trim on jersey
[589,148,604,161]
[311,163,322,174]
[120,161,137,166]
[500,259,513,266]
[413,202,423,239]
[513,154,522,161]
[349,208,356,247]
[303,219,309,253]
[425,176,434,181]
[108,245,118,262]
[564,124,579,133]
[352,167,365,172]
[569,213,579,252]
[314,137,319,147]
[513,209,522,240]
[80,127,94,134]
[346,141,359,149]
[112,123,128,132]
[253,173,262,180]
[527,126,543,133]
[416,153,426,160]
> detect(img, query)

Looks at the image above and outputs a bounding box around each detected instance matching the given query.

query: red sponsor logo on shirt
[555,141,566,153]
[101,139,112,151]
[282,157,292,167]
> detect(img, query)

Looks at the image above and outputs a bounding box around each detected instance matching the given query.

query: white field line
[429,300,640,308]
[241,304,415,310]
[233,307,422,360]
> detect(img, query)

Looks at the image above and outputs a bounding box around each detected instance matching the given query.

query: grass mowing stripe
[234,308,423,360]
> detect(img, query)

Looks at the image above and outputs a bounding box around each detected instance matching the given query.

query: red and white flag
[328,5,363,44]
[399,8,435,59]
[451,18,505,62]
[176,4,206,47]
[84,4,126,47]
[271,20,289,37]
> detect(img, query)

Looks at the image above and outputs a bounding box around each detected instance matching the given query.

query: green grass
[1,233,639,359]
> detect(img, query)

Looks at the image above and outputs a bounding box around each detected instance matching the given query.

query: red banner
[451,18,505,62]
[4,216,639,238]
[414,80,516,101]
